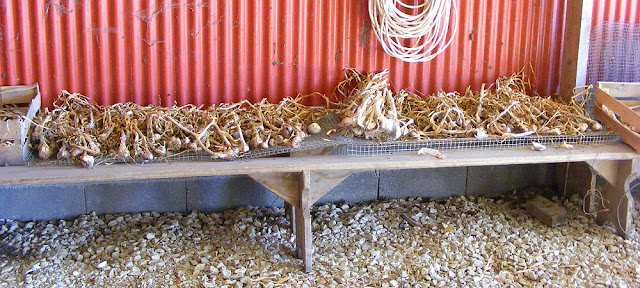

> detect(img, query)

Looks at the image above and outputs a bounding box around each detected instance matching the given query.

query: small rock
[221,267,232,279]
[97,261,108,270]
[130,267,142,276]
[193,263,205,276]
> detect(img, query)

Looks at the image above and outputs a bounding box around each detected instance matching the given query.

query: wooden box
[0,84,41,166]
[594,82,640,153]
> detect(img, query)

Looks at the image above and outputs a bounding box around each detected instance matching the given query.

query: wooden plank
[595,87,640,130]
[559,0,593,101]
[1,143,637,187]
[308,170,353,205]
[589,160,620,186]
[248,173,300,206]
[598,82,640,98]
[1,84,40,166]
[593,102,640,153]
[295,170,312,273]
[0,84,39,106]
[594,84,640,153]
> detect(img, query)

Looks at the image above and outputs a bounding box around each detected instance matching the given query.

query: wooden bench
[1,142,637,272]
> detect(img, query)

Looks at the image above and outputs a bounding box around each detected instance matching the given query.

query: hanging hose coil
[369,0,458,62]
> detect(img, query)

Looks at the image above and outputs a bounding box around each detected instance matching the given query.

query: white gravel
[1,192,639,287]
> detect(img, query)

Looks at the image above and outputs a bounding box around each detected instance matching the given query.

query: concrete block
[314,171,379,205]
[526,195,567,227]
[187,175,283,212]
[0,184,86,221]
[85,179,187,215]
[379,167,466,200]
[466,164,555,198]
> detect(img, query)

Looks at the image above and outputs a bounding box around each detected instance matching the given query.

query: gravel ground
[1,190,639,287]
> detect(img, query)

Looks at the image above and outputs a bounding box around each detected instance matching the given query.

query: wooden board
[248,172,301,206]
[594,84,640,153]
[0,84,41,166]
[559,0,593,101]
[1,142,636,187]
[598,82,640,98]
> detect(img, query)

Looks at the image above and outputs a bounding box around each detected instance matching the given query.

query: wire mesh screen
[241,114,351,159]
[336,133,619,156]
[587,21,640,86]
[27,114,351,166]
[27,111,619,165]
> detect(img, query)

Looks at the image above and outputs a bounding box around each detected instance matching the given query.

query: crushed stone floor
[1,189,639,287]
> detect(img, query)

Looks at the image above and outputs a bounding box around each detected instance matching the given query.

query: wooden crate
[0,84,41,166]
[594,82,640,153]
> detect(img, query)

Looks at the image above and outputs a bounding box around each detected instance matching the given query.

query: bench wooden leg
[589,159,636,239]
[284,202,296,235]
[296,171,312,272]
[249,170,352,272]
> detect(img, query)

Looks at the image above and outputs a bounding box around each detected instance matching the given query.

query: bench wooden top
[1,142,637,187]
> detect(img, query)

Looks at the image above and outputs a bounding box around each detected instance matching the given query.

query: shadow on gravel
[495,185,557,209]
[0,243,29,259]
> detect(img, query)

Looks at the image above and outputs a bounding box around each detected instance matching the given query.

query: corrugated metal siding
[1,0,567,108]
[593,0,640,27]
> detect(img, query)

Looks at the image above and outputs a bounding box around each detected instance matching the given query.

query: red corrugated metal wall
[592,0,640,27]
[0,0,625,108]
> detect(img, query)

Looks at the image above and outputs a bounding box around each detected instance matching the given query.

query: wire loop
[369,0,458,62]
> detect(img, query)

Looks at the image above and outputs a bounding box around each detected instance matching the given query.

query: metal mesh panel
[241,114,351,159]
[336,132,619,156]
[587,22,640,86]
[27,114,351,166]
[28,111,618,165]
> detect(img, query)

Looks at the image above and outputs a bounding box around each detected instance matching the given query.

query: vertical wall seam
[184,178,189,212]
[464,167,470,196]
[83,184,88,214]
[562,163,570,198]
[376,169,381,200]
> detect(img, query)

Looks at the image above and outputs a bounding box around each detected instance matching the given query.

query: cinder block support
[85,179,187,215]
[314,171,378,205]
[467,164,554,198]
[0,184,86,221]
[380,167,466,199]
[187,176,283,212]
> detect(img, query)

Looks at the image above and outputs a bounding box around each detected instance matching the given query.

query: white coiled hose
[369,0,458,62]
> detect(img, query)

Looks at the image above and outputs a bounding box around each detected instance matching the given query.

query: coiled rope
[369,0,458,62]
